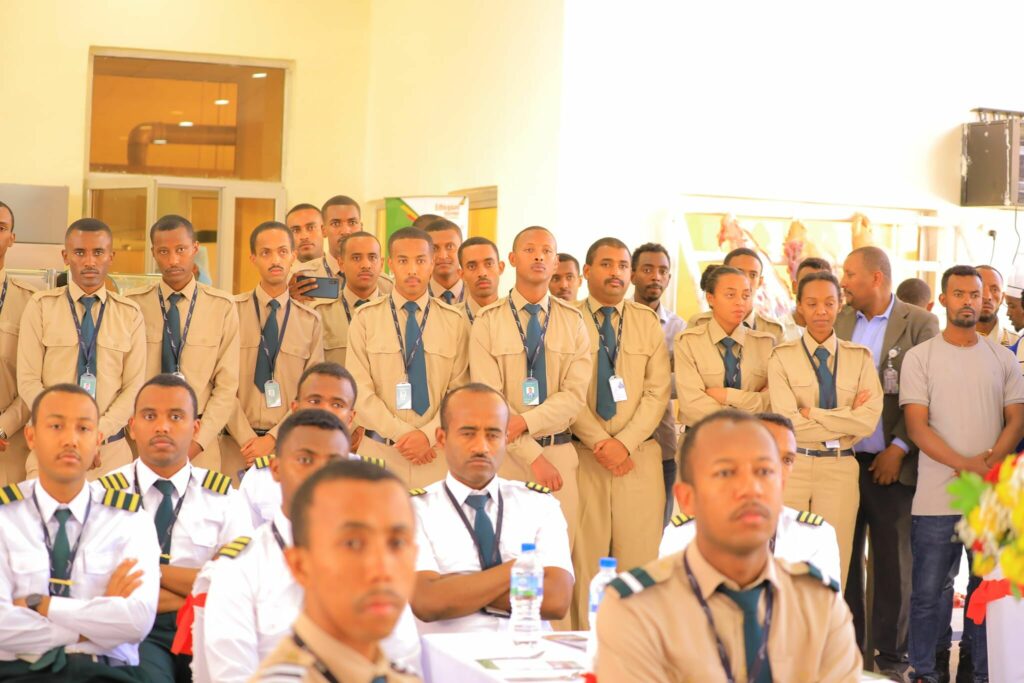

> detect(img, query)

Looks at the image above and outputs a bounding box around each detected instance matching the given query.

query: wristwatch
[25,594,44,612]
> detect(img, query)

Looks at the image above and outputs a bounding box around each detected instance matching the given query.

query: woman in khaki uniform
[675,266,776,427]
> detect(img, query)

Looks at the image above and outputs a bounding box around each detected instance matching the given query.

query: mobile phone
[298,276,339,299]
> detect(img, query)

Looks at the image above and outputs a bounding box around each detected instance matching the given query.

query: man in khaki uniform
[689,247,784,343]
[223,221,325,480]
[570,238,669,629]
[322,194,394,295]
[675,266,776,427]
[470,226,592,549]
[767,271,882,590]
[318,231,385,367]
[287,203,332,302]
[596,411,862,682]
[347,227,470,487]
[125,214,240,471]
[424,218,464,304]
[20,218,146,478]
[549,253,581,302]
[457,236,505,323]
[0,200,36,485]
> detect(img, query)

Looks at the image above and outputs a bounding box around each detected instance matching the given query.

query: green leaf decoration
[947,472,986,516]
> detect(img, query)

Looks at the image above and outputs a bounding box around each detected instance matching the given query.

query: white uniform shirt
[200,510,421,683]
[236,453,364,528]
[0,480,160,664]
[96,461,251,568]
[658,506,842,583]
[413,474,574,635]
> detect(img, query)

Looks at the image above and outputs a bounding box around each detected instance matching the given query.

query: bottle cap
[521,543,536,552]
[599,557,617,570]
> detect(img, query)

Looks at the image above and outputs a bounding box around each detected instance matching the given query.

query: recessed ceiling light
[252,72,267,79]
[214,99,230,106]
[179,121,194,127]
[153,139,168,145]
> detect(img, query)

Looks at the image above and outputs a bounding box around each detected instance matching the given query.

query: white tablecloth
[422,631,590,683]
[987,595,1024,683]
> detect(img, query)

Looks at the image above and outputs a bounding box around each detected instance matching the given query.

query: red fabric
[170,592,207,655]
[966,579,1014,625]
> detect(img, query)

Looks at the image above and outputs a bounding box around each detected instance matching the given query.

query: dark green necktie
[50,508,73,597]
[523,303,547,402]
[596,306,617,420]
[721,337,741,389]
[153,479,176,565]
[355,298,369,307]
[161,292,184,373]
[254,299,281,390]
[465,494,498,569]
[441,290,455,305]
[76,295,98,379]
[403,301,429,415]
[719,583,771,683]
[814,346,835,409]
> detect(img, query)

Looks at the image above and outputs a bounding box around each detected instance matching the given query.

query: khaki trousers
[358,438,448,489]
[498,441,579,551]
[783,452,859,590]
[571,439,664,629]
[219,434,249,488]
[26,438,133,482]
[0,430,28,486]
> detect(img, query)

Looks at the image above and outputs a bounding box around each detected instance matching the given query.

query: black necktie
[161,292,184,373]
[355,298,369,307]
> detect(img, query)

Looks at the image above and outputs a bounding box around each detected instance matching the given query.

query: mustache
[730,502,771,520]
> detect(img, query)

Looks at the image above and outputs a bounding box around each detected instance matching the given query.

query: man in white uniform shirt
[659,412,841,582]
[200,409,420,683]
[0,384,159,681]
[411,383,574,634]
[95,374,251,682]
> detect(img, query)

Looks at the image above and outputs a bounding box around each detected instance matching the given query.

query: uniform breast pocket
[278,339,312,366]
[10,551,48,596]
[184,336,219,383]
[747,368,768,392]
[787,373,817,408]
[365,333,402,364]
[82,550,120,595]
[180,516,221,561]
[97,334,132,377]
[0,321,19,362]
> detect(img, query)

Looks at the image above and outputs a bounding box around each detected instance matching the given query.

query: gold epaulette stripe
[0,483,25,505]
[216,536,252,559]
[409,488,427,497]
[102,489,141,512]
[99,472,130,491]
[525,481,552,494]
[201,470,232,495]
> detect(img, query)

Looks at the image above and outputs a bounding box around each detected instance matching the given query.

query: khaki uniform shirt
[226,286,324,443]
[429,278,464,303]
[347,291,470,443]
[986,321,1019,347]
[18,282,145,440]
[469,289,592,464]
[596,543,862,683]
[463,296,487,325]
[767,331,883,450]
[318,285,382,368]
[674,317,775,426]
[570,298,670,453]
[689,309,784,345]
[125,278,240,450]
[0,269,36,437]
[289,256,334,280]
[252,613,421,683]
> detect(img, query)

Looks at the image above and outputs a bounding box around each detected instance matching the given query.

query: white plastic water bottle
[509,542,544,650]
[586,557,618,663]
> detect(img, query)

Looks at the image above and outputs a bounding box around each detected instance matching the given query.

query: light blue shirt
[851,294,907,454]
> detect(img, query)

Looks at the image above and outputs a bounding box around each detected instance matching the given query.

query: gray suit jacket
[835,297,940,486]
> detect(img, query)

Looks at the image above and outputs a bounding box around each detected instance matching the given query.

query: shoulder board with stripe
[609,566,658,599]
[0,483,25,506]
[359,455,385,469]
[253,456,273,470]
[98,472,130,491]
[217,536,253,559]
[795,510,824,526]
[102,489,142,513]
[258,662,308,681]
[525,481,552,494]
[670,513,695,527]
[784,560,841,593]
[409,487,427,497]
[201,470,232,495]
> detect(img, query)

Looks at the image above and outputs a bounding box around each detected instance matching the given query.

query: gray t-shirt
[899,334,1024,515]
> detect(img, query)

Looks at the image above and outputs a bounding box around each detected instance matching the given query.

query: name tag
[825,439,841,450]
[609,375,628,402]
[396,382,412,410]
[264,380,282,408]
[79,372,97,399]
[522,377,540,406]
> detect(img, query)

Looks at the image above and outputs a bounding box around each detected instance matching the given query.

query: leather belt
[366,430,396,446]
[535,431,572,447]
[67,653,129,667]
[105,429,126,444]
[797,446,855,457]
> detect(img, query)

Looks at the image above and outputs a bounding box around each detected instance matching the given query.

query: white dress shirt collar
[135,458,192,497]
[273,507,293,545]
[444,472,502,505]
[34,480,91,525]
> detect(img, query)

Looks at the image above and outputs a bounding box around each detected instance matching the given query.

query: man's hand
[869,444,906,485]
[960,450,993,476]
[593,438,630,471]
[705,387,728,405]
[349,426,365,453]
[853,390,871,409]
[799,407,811,419]
[188,441,204,461]
[105,559,144,598]
[288,273,318,302]
[0,437,8,452]
[240,434,276,466]
[529,455,563,491]
[13,595,51,616]
[610,458,635,477]
[507,415,529,442]
[91,452,102,470]
[395,430,434,464]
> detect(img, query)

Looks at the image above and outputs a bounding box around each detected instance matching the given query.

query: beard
[950,312,978,328]
[978,311,995,324]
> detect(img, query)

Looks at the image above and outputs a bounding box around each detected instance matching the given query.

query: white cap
[1007,269,1024,298]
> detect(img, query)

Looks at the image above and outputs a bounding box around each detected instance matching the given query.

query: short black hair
[849,246,892,283]
[249,220,294,254]
[297,361,358,403]
[286,203,322,221]
[458,236,500,266]
[387,226,433,253]
[631,242,670,271]
[321,195,362,218]
[678,409,766,484]
[724,247,762,270]
[512,226,555,251]
[896,277,933,308]
[134,373,199,418]
[439,383,509,431]
[556,253,579,273]
[65,218,112,241]
[796,257,831,277]
[31,383,98,425]
[424,218,462,239]
[754,412,795,434]
[0,200,14,231]
[975,264,1003,284]
[149,214,195,242]
[585,237,630,266]
[290,459,406,548]
[797,270,841,301]
[699,264,719,293]
[411,214,441,230]
[276,408,351,456]
[704,265,746,295]
[338,231,379,259]
[941,265,981,294]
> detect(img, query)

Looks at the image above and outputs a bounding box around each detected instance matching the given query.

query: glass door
[222,184,286,294]
[85,176,157,277]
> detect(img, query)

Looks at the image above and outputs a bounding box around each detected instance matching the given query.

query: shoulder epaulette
[670,513,695,527]
[197,283,235,301]
[9,277,38,294]
[233,291,252,303]
[201,470,232,495]
[795,510,824,526]
[359,455,385,468]
[123,282,158,298]
[474,297,508,318]
[624,299,659,321]
[0,483,25,505]
[253,456,273,470]
[782,559,841,592]
[525,481,552,494]
[257,663,307,680]
[106,289,142,311]
[98,472,130,491]
[409,487,427,497]
[216,536,252,559]
[609,566,657,598]
[550,295,585,318]
[102,489,141,512]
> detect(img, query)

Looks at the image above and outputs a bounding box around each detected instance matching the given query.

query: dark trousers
[0,656,145,682]
[845,451,914,672]
[661,458,677,526]
[138,611,192,683]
